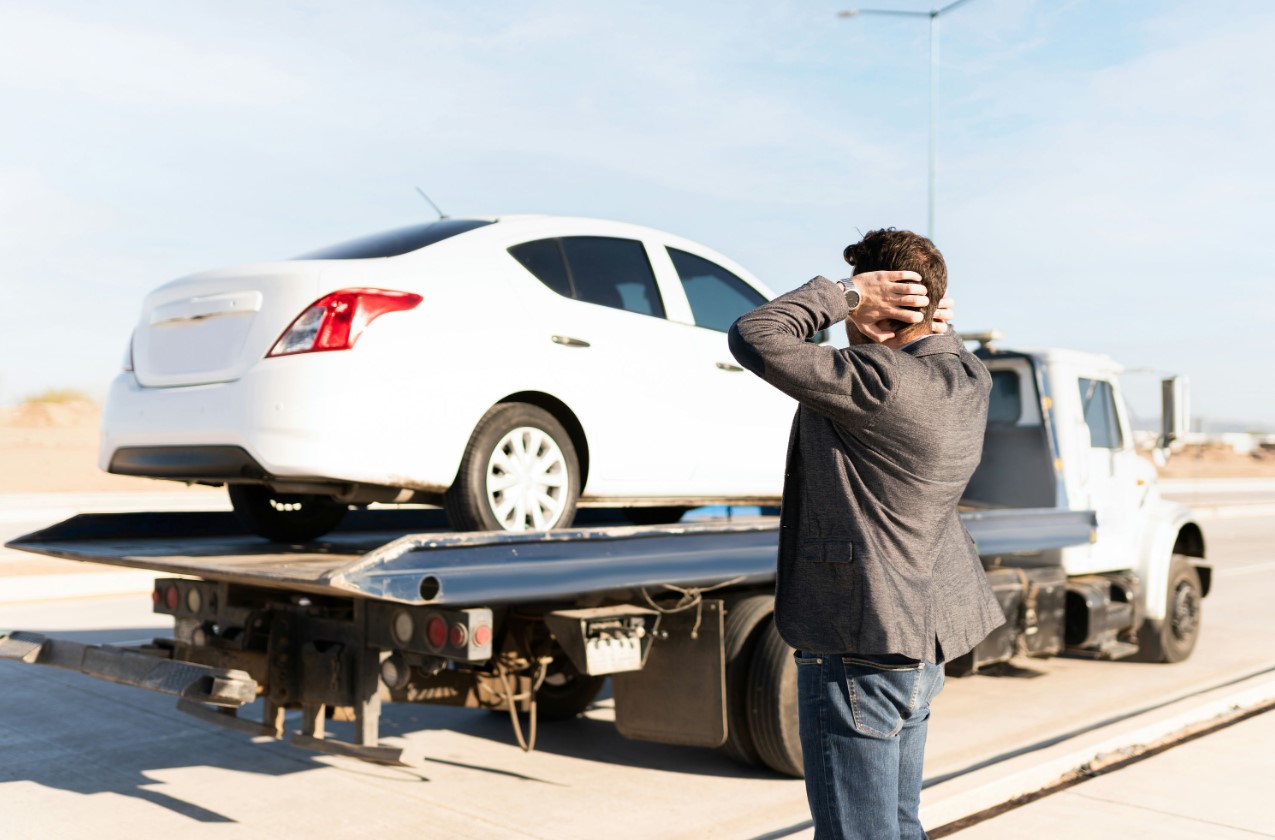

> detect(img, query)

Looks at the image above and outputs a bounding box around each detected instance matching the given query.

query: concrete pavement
[945,703,1275,838]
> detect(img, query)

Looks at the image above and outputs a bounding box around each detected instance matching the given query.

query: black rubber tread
[623,507,691,526]
[1134,554,1203,663]
[445,402,581,532]
[227,485,348,543]
[718,594,776,766]
[535,671,608,721]
[746,616,804,778]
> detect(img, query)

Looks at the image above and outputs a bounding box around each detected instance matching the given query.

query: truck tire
[747,617,804,778]
[228,485,348,543]
[1136,554,1203,663]
[536,659,606,721]
[719,594,776,766]
[446,403,580,532]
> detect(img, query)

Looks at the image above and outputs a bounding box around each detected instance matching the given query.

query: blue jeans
[795,651,945,840]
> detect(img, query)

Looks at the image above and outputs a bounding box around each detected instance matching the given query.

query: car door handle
[551,335,591,348]
[716,362,744,372]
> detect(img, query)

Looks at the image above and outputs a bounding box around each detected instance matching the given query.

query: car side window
[508,239,571,297]
[667,247,766,333]
[510,237,666,318]
[1078,378,1123,449]
[561,237,665,318]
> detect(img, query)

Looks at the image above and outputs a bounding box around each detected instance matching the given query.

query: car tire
[228,485,348,543]
[1134,554,1203,663]
[446,403,580,532]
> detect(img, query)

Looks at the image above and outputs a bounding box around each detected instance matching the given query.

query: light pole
[838,0,977,239]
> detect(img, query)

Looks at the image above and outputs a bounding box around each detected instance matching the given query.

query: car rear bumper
[99,361,480,490]
[107,444,268,482]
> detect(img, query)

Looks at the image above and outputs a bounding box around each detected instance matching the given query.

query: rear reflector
[426,615,448,650]
[269,288,421,357]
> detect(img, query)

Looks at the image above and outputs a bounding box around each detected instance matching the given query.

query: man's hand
[846,271,929,343]
[933,296,953,334]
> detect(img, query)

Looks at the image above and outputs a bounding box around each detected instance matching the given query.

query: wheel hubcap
[1170,581,1199,642]
[485,426,569,531]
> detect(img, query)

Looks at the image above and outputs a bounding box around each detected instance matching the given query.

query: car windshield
[293,219,494,260]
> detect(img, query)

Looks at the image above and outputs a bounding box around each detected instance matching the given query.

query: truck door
[1077,378,1140,570]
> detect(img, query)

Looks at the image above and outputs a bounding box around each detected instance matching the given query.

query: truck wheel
[228,485,348,543]
[747,617,804,778]
[1136,554,1203,663]
[446,403,580,532]
[719,595,776,766]
[536,659,606,721]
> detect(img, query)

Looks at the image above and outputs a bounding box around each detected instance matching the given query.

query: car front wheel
[445,403,581,532]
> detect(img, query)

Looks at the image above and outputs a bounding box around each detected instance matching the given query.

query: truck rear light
[164,585,179,612]
[426,615,447,650]
[391,610,414,646]
[268,288,422,357]
[474,624,492,647]
[449,623,468,648]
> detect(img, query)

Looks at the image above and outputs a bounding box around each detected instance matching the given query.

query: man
[727,229,1004,839]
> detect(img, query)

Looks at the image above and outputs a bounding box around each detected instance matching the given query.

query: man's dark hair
[844,228,947,338]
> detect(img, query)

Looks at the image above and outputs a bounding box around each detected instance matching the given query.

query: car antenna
[414,186,449,220]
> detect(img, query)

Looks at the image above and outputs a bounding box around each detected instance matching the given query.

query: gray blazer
[728,277,1005,662]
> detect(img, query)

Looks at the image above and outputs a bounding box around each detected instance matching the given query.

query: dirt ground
[0,402,1271,495]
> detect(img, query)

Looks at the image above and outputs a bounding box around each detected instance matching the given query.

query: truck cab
[963,337,1209,664]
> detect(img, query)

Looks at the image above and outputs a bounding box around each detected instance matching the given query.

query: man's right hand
[846,271,929,343]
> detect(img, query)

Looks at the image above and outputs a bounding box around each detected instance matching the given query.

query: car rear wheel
[228,485,348,543]
[446,403,581,532]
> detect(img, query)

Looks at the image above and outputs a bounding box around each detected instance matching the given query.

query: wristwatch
[836,278,862,314]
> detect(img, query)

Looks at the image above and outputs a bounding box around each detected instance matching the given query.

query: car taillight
[268,288,422,357]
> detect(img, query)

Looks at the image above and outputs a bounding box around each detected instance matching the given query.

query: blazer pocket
[797,538,855,564]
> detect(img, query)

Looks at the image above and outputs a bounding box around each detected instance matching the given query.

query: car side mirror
[1159,376,1189,454]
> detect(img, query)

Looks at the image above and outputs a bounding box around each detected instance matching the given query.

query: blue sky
[1,0,1272,429]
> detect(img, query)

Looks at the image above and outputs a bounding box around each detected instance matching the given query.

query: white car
[102,215,804,541]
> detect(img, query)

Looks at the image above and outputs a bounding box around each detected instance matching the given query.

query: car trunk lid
[133,263,320,387]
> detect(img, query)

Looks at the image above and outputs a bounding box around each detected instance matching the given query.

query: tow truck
[0,336,1209,777]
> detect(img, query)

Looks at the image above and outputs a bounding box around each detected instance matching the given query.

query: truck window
[1078,378,1123,449]
[987,371,1022,425]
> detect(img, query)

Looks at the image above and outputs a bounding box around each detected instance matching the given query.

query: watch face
[846,288,861,310]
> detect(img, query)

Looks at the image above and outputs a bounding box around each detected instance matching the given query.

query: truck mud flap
[0,630,256,708]
[612,600,726,748]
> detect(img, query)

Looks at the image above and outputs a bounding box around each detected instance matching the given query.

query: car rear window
[293,219,493,260]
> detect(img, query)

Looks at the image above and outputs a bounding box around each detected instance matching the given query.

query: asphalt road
[0,501,1272,839]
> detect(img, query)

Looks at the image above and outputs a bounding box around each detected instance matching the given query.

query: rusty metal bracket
[0,630,256,707]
